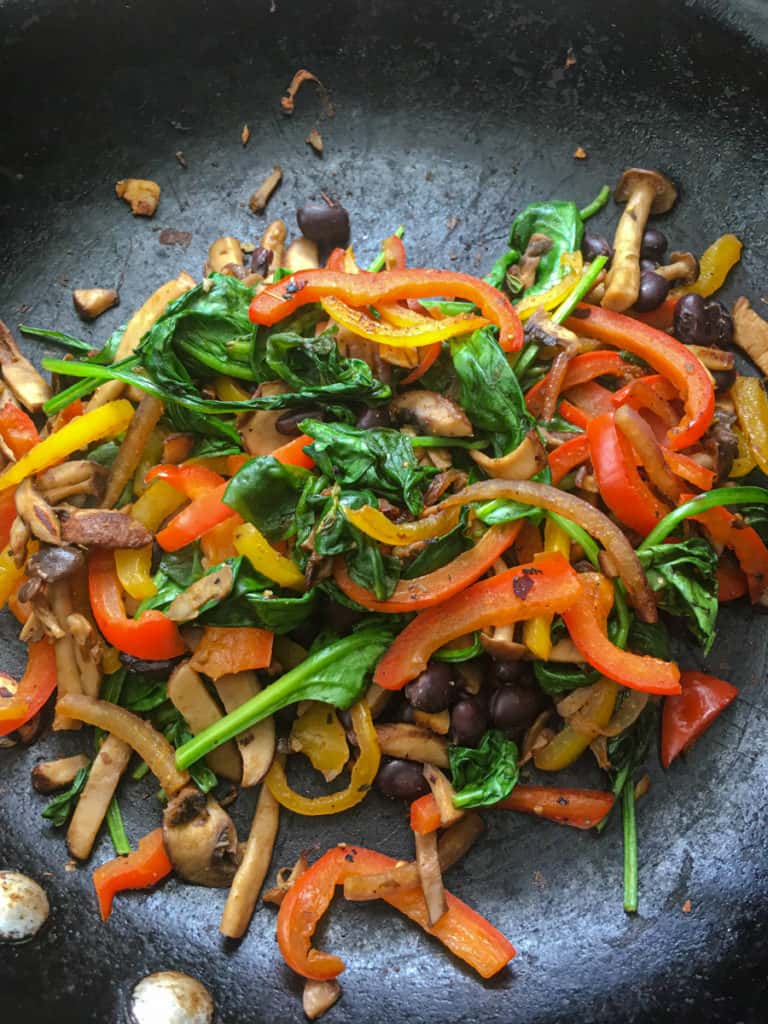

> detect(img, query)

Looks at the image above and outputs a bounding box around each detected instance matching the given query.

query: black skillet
[1,1,767,1020]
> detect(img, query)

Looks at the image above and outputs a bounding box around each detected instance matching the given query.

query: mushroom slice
[213,672,275,786]
[0,320,51,411]
[111,271,195,365]
[262,853,309,906]
[208,236,244,275]
[471,430,547,481]
[57,507,152,548]
[654,251,699,284]
[373,723,449,768]
[101,394,165,510]
[37,461,108,504]
[390,390,473,437]
[303,980,342,1021]
[165,565,234,623]
[602,168,677,312]
[67,734,132,860]
[115,177,160,217]
[364,681,392,720]
[284,236,320,273]
[31,753,90,793]
[248,168,283,215]
[732,297,768,376]
[422,763,464,828]
[412,709,450,735]
[167,663,242,782]
[238,381,290,456]
[219,783,280,938]
[414,829,447,926]
[48,579,84,730]
[72,288,119,321]
[14,480,61,545]
[162,787,240,887]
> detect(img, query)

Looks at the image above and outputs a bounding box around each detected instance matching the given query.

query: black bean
[376,759,430,801]
[639,258,657,273]
[673,294,708,344]
[296,201,350,248]
[633,271,670,312]
[275,409,322,437]
[712,368,737,392]
[581,231,613,263]
[704,300,734,348]
[118,653,183,679]
[250,246,273,277]
[492,659,532,686]
[356,406,391,430]
[451,699,488,747]
[490,685,542,732]
[640,227,667,261]
[404,662,457,712]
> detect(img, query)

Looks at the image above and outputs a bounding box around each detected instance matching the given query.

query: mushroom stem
[602,181,657,311]
[653,252,699,284]
[219,783,280,938]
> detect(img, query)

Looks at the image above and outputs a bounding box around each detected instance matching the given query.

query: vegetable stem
[19,324,92,352]
[106,797,131,856]
[547,512,601,568]
[367,226,405,272]
[579,185,611,222]
[409,436,488,450]
[622,778,638,913]
[551,255,608,325]
[638,486,768,551]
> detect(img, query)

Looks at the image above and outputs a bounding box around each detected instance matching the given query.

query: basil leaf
[508,200,583,297]
[638,538,719,653]
[449,729,519,808]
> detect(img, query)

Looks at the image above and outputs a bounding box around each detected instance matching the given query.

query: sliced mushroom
[238,381,290,456]
[101,394,165,510]
[165,565,233,623]
[262,853,309,906]
[219,783,280,939]
[373,723,449,768]
[113,271,196,363]
[479,632,528,661]
[414,829,447,926]
[31,753,90,793]
[508,233,554,291]
[167,663,242,782]
[57,506,152,548]
[67,734,132,860]
[653,251,699,284]
[48,579,83,730]
[248,167,283,215]
[208,236,244,275]
[303,980,342,1021]
[213,672,275,786]
[412,709,450,735]
[732,297,768,376]
[602,169,677,312]
[9,516,30,568]
[115,177,160,217]
[422,763,464,827]
[471,430,547,481]
[685,345,735,373]
[258,218,287,274]
[162,787,240,887]
[0,321,51,411]
[14,480,61,544]
[37,461,107,504]
[390,390,473,437]
[363,681,391,720]
[72,288,119,321]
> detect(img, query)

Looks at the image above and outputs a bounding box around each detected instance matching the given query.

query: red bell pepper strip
[89,548,185,659]
[558,399,591,430]
[685,499,768,604]
[562,573,681,695]
[145,463,226,499]
[716,554,748,602]
[412,786,615,833]
[92,828,173,922]
[272,433,316,469]
[249,268,524,352]
[0,487,17,550]
[333,522,521,613]
[0,402,40,458]
[661,670,738,769]
[563,381,616,419]
[588,412,670,536]
[276,844,515,980]
[400,342,442,386]
[56,397,84,426]
[611,374,678,429]
[662,450,715,491]
[374,552,581,690]
[566,304,714,449]
[410,794,442,835]
[326,247,346,271]
[0,640,57,736]
[382,234,407,270]
[155,482,237,552]
[548,434,590,485]
[630,295,677,330]
[526,351,639,416]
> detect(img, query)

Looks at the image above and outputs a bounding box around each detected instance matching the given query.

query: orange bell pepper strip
[662,450,715,492]
[412,786,615,833]
[548,433,590,485]
[272,433,316,469]
[276,843,515,981]
[565,304,714,450]
[188,626,273,680]
[0,488,17,549]
[716,554,748,602]
[88,549,186,660]
[661,670,738,769]
[381,233,407,270]
[155,482,238,552]
[0,402,40,458]
[410,793,442,835]
[145,463,226,499]
[92,828,173,922]
[333,521,521,613]
[684,499,768,604]
[562,574,681,695]
[56,397,84,426]
[249,268,525,352]
[373,552,581,690]
[200,515,240,564]
[0,640,57,736]
[526,351,639,416]
[611,374,678,428]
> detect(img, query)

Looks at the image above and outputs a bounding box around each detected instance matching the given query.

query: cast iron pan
[1,1,767,1021]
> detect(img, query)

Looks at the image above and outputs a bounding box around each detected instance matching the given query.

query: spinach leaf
[224,457,310,540]
[628,619,671,660]
[177,626,394,769]
[346,532,401,601]
[450,328,533,455]
[742,505,768,542]
[638,538,718,653]
[449,729,519,808]
[41,766,90,827]
[120,676,169,713]
[484,248,521,290]
[534,661,599,694]
[156,706,218,792]
[508,200,584,297]
[301,419,435,515]
[474,499,542,528]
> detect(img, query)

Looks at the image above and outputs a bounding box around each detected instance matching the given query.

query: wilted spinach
[42,766,90,827]
[224,457,310,540]
[449,730,519,808]
[638,537,719,653]
[507,200,584,298]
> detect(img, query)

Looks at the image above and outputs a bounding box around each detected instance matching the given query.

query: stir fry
[2,166,767,1016]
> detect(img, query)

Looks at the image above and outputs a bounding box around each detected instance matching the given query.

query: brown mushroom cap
[668,251,700,284]
[614,168,677,214]
[162,787,240,887]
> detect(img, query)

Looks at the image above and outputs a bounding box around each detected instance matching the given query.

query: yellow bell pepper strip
[343,503,460,545]
[115,481,186,599]
[534,678,619,771]
[0,399,134,493]
[0,545,28,611]
[674,234,742,298]
[515,252,583,321]
[731,375,768,477]
[215,375,251,402]
[522,517,571,660]
[233,522,305,590]
[265,700,380,815]
[289,702,350,782]
[321,296,489,349]
[730,427,756,479]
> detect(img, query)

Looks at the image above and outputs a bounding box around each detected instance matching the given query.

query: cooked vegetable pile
[2,168,767,1016]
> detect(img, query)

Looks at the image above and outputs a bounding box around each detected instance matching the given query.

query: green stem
[594,762,631,834]
[510,341,540,378]
[547,512,601,568]
[613,582,631,651]
[106,797,131,856]
[638,486,768,551]
[622,778,638,913]
[19,324,92,353]
[420,299,476,316]
[551,254,608,325]
[367,225,405,272]
[409,436,488,450]
[433,632,482,663]
[579,185,611,221]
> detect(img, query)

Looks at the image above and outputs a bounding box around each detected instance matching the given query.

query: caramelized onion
[614,404,681,502]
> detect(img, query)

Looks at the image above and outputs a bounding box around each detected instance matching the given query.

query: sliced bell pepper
[685,499,768,604]
[526,350,639,417]
[662,450,715,492]
[400,341,442,385]
[731,375,768,478]
[265,701,379,815]
[515,252,583,321]
[562,574,681,695]
[674,234,742,298]
[321,296,490,349]
[145,462,227,499]
[565,304,714,450]
[333,522,521,613]
[188,625,274,680]
[276,843,515,981]
[0,488,17,550]
[587,412,670,536]
[381,233,407,271]
[156,482,237,552]
[730,426,757,479]
[660,670,738,769]
[410,793,442,835]
[92,828,173,922]
[56,397,85,426]
[0,544,29,611]
[326,247,347,272]
[200,515,240,565]
[534,678,618,771]
[564,381,616,419]
[631,295,677,330]
[234,522,305,590]
[374,552,581,690]
[558,399,591,430]
[497,784,614,828]
[343,503,460,546]
[249,268,524,352]
[0,399,134,493]
[522,517,570,660]
[272,434,316,469]
[716,554,748,602]
[548,433,590,485]
[0,402,40,458]
[611,374,678,428]
[289,702,350,782]
[0,640,58,736]
[162,433,195,464]
[115,481,186,600]
[89,548,186,660]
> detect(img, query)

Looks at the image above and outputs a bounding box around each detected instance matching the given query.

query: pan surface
[1,1,767,1021]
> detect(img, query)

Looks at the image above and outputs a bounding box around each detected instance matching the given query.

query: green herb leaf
[508,200,584,297]
[224,457,310,540]
[638,538,719,653]
[42,766,90,827]
[449,729,519,808]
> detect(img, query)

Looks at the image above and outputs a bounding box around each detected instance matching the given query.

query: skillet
[1,0,767,1020]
